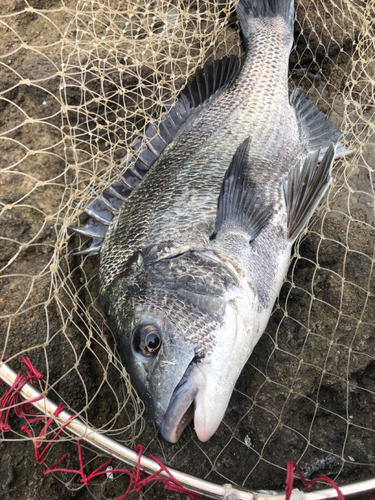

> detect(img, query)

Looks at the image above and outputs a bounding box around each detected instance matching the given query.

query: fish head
[100,247,259,443]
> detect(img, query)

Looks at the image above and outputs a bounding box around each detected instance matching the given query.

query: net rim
[1,360,374,500]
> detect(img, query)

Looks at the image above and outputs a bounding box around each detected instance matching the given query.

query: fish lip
[160,363,204,443]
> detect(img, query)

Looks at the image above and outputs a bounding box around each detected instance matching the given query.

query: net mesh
[0,0,374,498]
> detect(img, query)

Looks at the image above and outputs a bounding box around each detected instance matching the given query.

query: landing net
[0,1,374,498]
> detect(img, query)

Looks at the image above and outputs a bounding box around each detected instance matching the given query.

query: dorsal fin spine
[145,138,160,157]
[197,69,204,102]
[107,185,126,201]
[70,55,241,256]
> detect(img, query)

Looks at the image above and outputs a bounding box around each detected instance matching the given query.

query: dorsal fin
[212,138,273,243]
[132,55,241,168]
[70,56,241,256]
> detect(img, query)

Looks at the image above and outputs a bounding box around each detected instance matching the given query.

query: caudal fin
[236,0,295,34]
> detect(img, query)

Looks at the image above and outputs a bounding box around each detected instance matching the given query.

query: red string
[43,442,201,500]
[20,355,43,382]
[21,403,75,464]
[0,356,45,431]
[285,461,345,500]
[133,445,201,500]
[0,373,30,431]
[43,440,134,499]
[1,358,200,498]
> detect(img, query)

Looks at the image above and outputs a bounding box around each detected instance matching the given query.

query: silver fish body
[97,0,341,443]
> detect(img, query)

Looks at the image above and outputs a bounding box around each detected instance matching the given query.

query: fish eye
[145,332,161,352]
[133,324,162,357]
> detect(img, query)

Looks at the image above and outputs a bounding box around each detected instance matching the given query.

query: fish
[71,0,347,443]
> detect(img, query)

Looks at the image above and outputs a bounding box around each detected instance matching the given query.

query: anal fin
[212,138,273,242]
[291,89,354,160]
[283,144,335,241]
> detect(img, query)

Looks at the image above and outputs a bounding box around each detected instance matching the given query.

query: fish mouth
[160,363,205,443]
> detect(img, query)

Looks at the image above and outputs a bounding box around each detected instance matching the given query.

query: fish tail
[235,0,295,40]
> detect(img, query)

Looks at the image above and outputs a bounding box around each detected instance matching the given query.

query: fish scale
[100,28,299,284]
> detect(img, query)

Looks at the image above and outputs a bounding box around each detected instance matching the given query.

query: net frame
[1,360,375,499]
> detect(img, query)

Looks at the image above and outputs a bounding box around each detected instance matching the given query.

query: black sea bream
[72,0,345,443]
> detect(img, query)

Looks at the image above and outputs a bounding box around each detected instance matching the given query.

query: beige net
[0,0,374,498]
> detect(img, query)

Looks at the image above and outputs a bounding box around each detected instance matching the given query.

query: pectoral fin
[212,138,273,242]
[283,144,335,241]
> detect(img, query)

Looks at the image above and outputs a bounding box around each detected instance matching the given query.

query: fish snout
[160,364,205,443]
